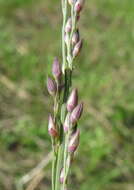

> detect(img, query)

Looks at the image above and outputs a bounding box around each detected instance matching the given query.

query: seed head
[63,113,70,133]
[48,115,58,137]
[47,77,57,96]
[52,57,62,80]
[65,17,72,33]
[68,129,80,153]
[75,0,85,13]
[72,29,80,46]
[72,40,83,58]
[67,89,78,112]
[70,102,83,125]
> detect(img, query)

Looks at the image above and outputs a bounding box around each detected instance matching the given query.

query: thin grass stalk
[62,0,68,73]
[47,1,85,190]
[54,1,69,190]
[62,2,78,190]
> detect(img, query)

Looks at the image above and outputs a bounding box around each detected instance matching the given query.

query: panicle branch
[46,1,85,190]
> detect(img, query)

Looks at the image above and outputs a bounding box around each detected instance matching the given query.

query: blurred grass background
[0,0,134,189]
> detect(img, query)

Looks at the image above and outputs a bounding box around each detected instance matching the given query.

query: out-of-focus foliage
[0,0,134,189]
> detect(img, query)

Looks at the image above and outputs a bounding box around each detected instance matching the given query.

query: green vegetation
[0,0,134,189]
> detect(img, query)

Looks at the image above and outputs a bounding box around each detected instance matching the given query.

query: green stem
[62,0,68,73]
[53,84,61,190]
[64,155,71,184]
[55,144,63,190]
[63,69,72,103]
[62,132,70,190]
[53,0,69,183]
[51,138,57,190]
[52,151,57,190]
[68,4,77,69]
[57,1,74,190]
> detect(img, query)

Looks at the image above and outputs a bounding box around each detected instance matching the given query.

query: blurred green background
[0,0,134,189]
